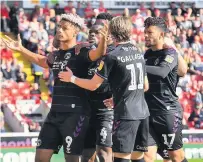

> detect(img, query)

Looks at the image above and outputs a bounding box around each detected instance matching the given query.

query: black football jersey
[87,44,115,117]
[144,48,182,116]
[96,43,149,120]
[47,45,91,114]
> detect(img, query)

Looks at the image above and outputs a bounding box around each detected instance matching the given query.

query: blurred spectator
[200,9,203,21]
[71,8,77,15]
[149,2,156,17]
[0,111,5,133]
[139,2,147,16]
[180,14,193,30]
[47,21,56,37]
[84,2,93,19]
[191,3,199,17]
[0,1,10,19]
[169,2,177,16]
[122,8,129,17]
[30,83,41,100]
[88,9,99,28]
[77,27,88,42]
[0,44,13,63]
[43,2,50,16]
[175,8,184,27]
[98,1,107,13]
[19,15,30,35]
[191,35,202,54]
[54,3,62,16]
[193,15,201,30]
[44,15,51,31]
[188,104,203,129]
[27,30,38,52]
[37,22,49,43]
[1,61,17,80]
[49,9,56,22]
[76,1,84,17]
[64,1,73,14]
[37,7,44,22]
[131,9,144,33]
[30,5,40,20]
[180,2,187,16]
[15,63,27,82]
[180,34,190,49]
[32,62,43,84]
[29,16,39,31]
[1,16,10,33]
[9,1,19,18]
[154,9,161,18]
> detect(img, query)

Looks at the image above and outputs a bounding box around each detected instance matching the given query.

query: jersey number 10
[126,63,144,90]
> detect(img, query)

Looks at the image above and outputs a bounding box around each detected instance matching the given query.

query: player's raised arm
[1,34,49,68]
[88,23,108,61]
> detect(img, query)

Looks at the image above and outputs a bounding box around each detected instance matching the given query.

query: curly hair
[144,17,168,32]
[60,13,85,30]
[109,16,132,42]
[96,12,113,21]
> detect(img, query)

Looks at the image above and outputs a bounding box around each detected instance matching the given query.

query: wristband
[70,75,76,83]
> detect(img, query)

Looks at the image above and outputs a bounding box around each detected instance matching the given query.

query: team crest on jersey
[165,55,174,63]
[154,58,160,65]
[97,60,104,71]
[64,53,71,60]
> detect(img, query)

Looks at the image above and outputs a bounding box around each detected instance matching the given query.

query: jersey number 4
[126,63,144,90]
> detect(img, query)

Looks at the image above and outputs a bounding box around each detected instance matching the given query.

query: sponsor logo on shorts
[36,139,41,147]
[100,127,107,144]
[136,145,147,151]
[65,136,73,154]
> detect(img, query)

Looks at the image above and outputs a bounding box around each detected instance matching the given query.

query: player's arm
[146,48,178,79]
[88,24,108,61]
[163,37,187,77]
[177,54,188,77]
[58,55,114,90]
[58,67,104,91]
[144,76,149,92]
[2,34,49,68]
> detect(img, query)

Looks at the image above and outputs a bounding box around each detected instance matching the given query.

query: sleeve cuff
[95,72,108,80]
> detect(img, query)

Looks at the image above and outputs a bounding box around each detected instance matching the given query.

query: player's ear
[160,31,165,39]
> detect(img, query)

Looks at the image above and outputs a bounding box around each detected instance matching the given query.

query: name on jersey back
[117,53,143,63]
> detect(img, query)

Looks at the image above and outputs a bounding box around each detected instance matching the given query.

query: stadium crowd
[0,1,203,132]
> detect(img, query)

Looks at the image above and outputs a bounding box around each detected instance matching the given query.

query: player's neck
[60,39,77,50]
[116,40,131,46]
[151,41,164,51]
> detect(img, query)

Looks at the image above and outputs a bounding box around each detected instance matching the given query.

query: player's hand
[99,23,109,41]
[1,34,22,52]
[58,67,73,82]
[103,97,114,109]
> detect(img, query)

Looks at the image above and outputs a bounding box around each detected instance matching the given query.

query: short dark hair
[144,17,168,32]
[96,12,113,21]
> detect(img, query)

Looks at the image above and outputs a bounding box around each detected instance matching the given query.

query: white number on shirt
[126,63,144,90]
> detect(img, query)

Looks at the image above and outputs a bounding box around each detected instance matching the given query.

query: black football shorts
[148,112,183,151]
[112,117,149,153]
[36,111,89,155]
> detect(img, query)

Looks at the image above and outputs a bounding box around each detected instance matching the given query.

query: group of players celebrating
[2,12,188,162]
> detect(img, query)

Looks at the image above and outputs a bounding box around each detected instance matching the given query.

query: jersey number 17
[126,63,144,90]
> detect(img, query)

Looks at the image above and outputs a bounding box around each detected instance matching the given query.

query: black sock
[132,158,145,162]
[114,157,130,162]
[182,158,188,162]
